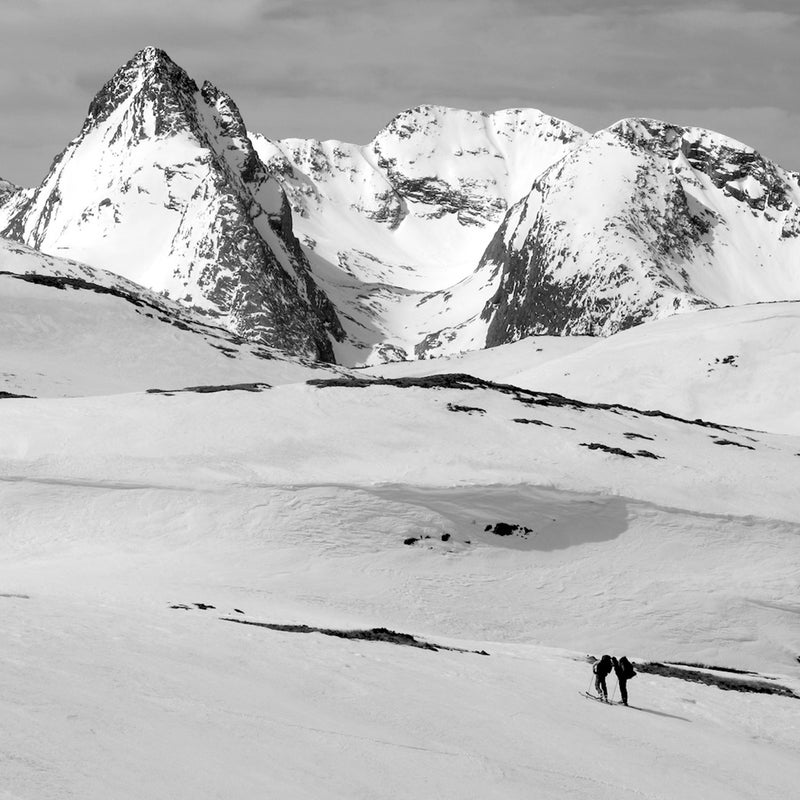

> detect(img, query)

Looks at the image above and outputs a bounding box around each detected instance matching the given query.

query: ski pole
[611,679,618,703]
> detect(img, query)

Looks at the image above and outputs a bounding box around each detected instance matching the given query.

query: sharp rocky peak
[1,47,344,362]
[200,82,248,141]
[84,46,199,138]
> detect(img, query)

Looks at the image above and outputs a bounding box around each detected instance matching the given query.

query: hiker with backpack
[612,656,636,705]
[592,654,613,701]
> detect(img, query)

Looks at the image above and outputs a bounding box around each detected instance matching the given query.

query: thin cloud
[0,0,797,184]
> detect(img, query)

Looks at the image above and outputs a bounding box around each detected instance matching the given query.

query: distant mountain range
[1,46,798,365]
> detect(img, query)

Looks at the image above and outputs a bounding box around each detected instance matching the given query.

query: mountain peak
[130,45,173,69]
[84,46,198,135]
[121,46,190,84]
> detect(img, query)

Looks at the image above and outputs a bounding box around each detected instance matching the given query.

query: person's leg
[599,675,607,700]
[619,679,628,705]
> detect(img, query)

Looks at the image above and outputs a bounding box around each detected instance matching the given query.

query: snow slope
[0,237,346,396]
[2,594,798,800]
[366,302,800,435]
[2,379,798,654]
[480,119,800,346]
[508,302,800,436]
[1,377,799,798]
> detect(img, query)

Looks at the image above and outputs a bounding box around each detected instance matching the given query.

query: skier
[593,654,613,701]
[612,656,636,705]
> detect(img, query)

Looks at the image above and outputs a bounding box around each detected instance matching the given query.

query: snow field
[368,303,800,435]
[0,237,346,397]
[2,227,799,797]
[1,381,798,672]
[1,366,798,798]
[1,476,799,799]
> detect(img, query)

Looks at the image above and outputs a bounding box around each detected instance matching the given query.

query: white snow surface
[1,376,799,798]
[366,302,800,435]
[0,237,346,396]
[2,264,800,796]
[2,53,800,798]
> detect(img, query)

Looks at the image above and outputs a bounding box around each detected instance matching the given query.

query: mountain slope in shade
[0,236,346,396]
[1,47,343,361]
[479,118,800,346]
[253,106,587,363]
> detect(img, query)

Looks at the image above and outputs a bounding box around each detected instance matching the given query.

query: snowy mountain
[0,47,343,360]
[0,236,346,396]
[479,119,800,345]
[253,114,800,362]
[253,106,587,362]
[3,48,798,365]
[0,47,590,364]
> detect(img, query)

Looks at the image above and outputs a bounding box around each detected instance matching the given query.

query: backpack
[594,654,612,676]
[619,656,636,679]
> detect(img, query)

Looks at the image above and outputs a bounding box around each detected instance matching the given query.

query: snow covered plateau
[1,46,799,800]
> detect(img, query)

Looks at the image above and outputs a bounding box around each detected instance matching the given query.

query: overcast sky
[1,0,798,185]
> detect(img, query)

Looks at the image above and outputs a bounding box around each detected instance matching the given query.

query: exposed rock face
[479,119,800,346]
[0,179,31,229]
[2,47,343,361]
